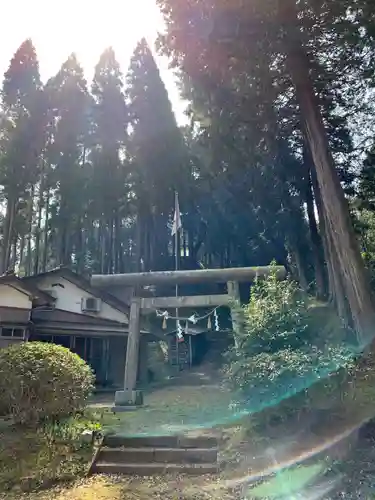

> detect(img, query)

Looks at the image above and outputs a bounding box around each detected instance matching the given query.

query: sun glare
[3,0,163,79]
[1,0,186,119]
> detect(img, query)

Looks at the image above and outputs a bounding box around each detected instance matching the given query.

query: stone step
[104,435,217,449]
[99,446,218,464]
[92,462,219,476]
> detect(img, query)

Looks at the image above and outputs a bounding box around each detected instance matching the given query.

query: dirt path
[7,474,232,500]
[91,365,236,437]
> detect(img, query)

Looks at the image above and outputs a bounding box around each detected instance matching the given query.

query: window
[1,328,13,338]
[0,327,26,338]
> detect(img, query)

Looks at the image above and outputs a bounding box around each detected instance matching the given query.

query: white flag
[171,192,182,236]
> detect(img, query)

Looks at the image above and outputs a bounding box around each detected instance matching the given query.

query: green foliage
[155,0,375,317]
[1,0,375,312]
[353,207,375,287]
[0,342,94,424]
[355,144,375,286]
[224,265,355,397]
[41,414,101,446]
[0,414,99,493]
[358,144,375,212]
[126,38,191,270]
[45,54,91,267]
[231,264,310,355]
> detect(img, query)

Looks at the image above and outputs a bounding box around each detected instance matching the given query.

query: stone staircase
[91,434,219,476]
[204,330,234,367]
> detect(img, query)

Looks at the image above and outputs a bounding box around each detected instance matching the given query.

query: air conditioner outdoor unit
[82,297,101,313]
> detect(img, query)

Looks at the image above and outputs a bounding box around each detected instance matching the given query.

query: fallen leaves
[4,474,235,500]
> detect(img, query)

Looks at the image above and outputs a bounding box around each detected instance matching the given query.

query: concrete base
[111,405,138,413]
[114,389,144,407]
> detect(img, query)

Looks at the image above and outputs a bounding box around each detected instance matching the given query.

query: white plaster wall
[37,277,128,324]
[0,285,32,309]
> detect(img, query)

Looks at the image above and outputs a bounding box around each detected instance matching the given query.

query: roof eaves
[0,274,55,302]
[23,268,129,315]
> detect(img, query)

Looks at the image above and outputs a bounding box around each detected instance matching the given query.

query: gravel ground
[328,432,375,499]
[3,474,234,500]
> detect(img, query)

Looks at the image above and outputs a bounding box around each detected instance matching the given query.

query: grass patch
[0,415,99,496]
[91,383,233,436]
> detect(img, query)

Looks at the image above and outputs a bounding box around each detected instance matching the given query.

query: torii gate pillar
[114,297,143,409]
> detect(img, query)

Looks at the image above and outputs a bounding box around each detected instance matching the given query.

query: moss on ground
[92,378,233,436]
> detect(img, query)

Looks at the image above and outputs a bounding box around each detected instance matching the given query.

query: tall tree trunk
[59,201,71,267]
[227,242,232,267]
[288,237,309,291]
[104,222,110,274]
[82,222,89,271]
[305,167,326,300]
[34,180,44,275]
[19,235,25,274]
[42,189,50,272]
[104,221,111,274]
[189,233,195,261]
[2,195,17,273]
[87,220,95,271]
[281,0,375,340]
[75,220,84,273]
[145,215,152,271]
[136,217,142,273]
[26,186,35,276]
[114,212,121,273]
[100,223,106,274]
[295,248,309,291]
[10,235,17,269]
[183,231,187,257]
[311,165,349,320]
[220,249,225,268]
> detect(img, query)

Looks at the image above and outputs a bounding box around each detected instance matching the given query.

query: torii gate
[91,265,285,410]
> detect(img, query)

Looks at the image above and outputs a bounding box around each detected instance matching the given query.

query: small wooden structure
[91,265,285,409]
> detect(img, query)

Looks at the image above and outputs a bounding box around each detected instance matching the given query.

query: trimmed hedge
[0,342,95,424]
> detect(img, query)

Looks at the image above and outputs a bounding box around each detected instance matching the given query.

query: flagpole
[171,191,183,365]
[175,191,179,275]
[174,191,180,368]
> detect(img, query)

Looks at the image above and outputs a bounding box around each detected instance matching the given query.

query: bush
[0,342,95,424]
[224,263,355,401]
[230,263,311,356]
[353,208,375,288]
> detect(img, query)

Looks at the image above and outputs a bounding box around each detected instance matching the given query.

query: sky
[1,0,187,122]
